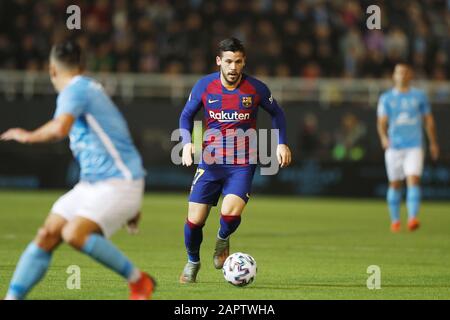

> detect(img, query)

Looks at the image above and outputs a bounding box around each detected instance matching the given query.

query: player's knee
[35,226,61,250]
[221,210,242,216]
[407,176,421,186]
[389,181,402,189]
[187,204,210,225]
[187,215,206,226]
[221,196,246,215]
[61,225,86,250]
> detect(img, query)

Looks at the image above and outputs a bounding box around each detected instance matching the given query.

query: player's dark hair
[395,61,412,69]
[50,40,84,69]
[218,38,245,57]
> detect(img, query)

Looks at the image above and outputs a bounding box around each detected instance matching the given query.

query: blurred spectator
[297,112,334,160]
[385,27,408,60]
[332,113,367,161]
[0,0,448,79]
[340,27,365,77]
[298,112,320,159]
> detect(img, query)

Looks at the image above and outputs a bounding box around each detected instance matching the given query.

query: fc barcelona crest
[241,96,253,108]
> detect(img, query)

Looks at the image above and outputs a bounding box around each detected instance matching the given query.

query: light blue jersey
[54,75,145,182]
[377,87,431,149]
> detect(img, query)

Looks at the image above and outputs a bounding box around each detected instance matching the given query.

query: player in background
[1,41,155,300]
[377,63,439,233]
[178,38,292,283]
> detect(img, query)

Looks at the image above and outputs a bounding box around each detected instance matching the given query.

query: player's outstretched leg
[180,219,203,283]
[387,182,402,233]
[180,202,209,283]
[214,195,245,269]
[62,217,156,300]
[5,214,65,300]
[406,176,421,231]
[213,215,240,269]
[5,244,52,300]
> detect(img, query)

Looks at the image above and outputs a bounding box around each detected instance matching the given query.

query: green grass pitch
[0,191,449,300]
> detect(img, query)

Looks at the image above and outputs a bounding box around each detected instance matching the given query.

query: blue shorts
[188,164,257,206]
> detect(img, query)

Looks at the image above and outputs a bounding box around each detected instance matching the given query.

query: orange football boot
[129,272,156,300]
[408,218,420,231]
[390,221,401,233]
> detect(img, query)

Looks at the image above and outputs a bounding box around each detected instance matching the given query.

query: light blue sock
[407,185,421,219]
[7,242,52,300]
[81,234,135,280]
[387,187,401,223]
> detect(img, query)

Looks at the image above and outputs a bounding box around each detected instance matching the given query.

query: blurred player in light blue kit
[377,63,439,232]
[1,41,155,300]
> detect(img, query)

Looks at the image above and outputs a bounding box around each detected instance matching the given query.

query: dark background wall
[1,96,449,199]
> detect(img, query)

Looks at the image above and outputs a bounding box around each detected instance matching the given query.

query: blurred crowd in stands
[0,0,449,79]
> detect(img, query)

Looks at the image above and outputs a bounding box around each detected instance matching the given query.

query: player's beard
[221,69,241,86]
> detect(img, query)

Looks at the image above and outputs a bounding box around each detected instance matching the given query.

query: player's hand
[126,211,141,235]
[182,143,195,166]
[0,128,31,143]
[381,136,390,150]
[277,144,292,168]
[430,143,439,161]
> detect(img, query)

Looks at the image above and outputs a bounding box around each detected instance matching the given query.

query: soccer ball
[222,252,257,287]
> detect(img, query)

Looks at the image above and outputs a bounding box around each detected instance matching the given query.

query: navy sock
[184,220,203,263]
[218,214,241,239]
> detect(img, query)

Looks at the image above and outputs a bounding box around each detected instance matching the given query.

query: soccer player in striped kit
[178,38,292,283]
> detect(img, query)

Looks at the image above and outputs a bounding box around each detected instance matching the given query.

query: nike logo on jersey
[208,99,219,103]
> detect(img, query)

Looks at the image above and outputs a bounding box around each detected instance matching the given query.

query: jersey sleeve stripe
[85,114,133,181]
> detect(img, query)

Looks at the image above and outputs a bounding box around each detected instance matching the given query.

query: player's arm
[0,114,74,144]
[376,94,389,150]
[377,116,389,150]
[2,84,86,144]
[179,83,203,166]
[419,92,439,161]
[259,85,291,168]
[424,113,439,161]
[2,83,88,144]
